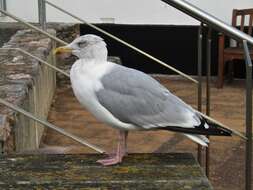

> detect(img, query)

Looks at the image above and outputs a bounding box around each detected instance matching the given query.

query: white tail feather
[184,134,209,147]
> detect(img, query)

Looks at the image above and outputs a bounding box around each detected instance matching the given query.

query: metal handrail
[45,0,198,84]
[0,98,105,153]
[243,40,252,190]
[162,0,253,45]
[0,48,70,77]
[197,25,203,166]
[205,28,212,177]
[38,0,46,30]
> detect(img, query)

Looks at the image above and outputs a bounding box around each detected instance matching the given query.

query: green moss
[0,153,213,189]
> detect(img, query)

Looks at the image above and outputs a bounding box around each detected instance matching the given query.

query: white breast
[70,59,137,130]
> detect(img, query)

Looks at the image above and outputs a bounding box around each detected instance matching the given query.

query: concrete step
[0,153,213,189]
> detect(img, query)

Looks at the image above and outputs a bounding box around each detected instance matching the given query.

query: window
[0,0,6,17]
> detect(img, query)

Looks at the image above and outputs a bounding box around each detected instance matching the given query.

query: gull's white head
[54,34,108,61]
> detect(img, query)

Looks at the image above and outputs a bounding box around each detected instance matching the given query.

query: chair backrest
[232,8,253,36]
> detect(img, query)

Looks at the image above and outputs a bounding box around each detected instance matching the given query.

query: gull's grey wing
[95,64,201,129]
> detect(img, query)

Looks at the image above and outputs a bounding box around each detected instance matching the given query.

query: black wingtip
[204,122,232,136]
[158,117,233,136]
[206,126,232,136]
[194,117,232,136]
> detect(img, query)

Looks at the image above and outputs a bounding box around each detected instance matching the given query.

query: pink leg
[97,130,128,166]
[107,131,128,158]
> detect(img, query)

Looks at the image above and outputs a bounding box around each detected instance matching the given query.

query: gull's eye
[77,41,87,48]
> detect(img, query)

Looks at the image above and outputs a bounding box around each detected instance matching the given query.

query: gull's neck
[80,56,107,63]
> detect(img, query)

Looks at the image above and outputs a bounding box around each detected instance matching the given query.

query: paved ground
[42,76,251,190]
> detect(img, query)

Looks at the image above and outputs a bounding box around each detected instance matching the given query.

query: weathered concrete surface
[0,29,57,152]
[0,153,213,190]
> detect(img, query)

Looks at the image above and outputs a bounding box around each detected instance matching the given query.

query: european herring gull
[54,34,231,166]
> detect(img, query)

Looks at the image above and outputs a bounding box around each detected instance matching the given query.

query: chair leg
[217,55,225,88]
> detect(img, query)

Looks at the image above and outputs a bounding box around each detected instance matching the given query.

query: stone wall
[0,29,57,153]
[0,23,81,153]
[0,23,25,47]
[0,23,122,153]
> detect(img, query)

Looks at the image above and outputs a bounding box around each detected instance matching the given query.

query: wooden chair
[217,8,253,88]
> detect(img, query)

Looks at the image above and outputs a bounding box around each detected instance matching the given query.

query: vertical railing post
[1,0,6,10]
[197,24,203,166]
[0,0,6,17]
[243,40,252,190]
[205,27,212,177]
[38,0,46,30]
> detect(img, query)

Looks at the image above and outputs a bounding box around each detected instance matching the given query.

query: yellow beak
[53,46,73,55]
